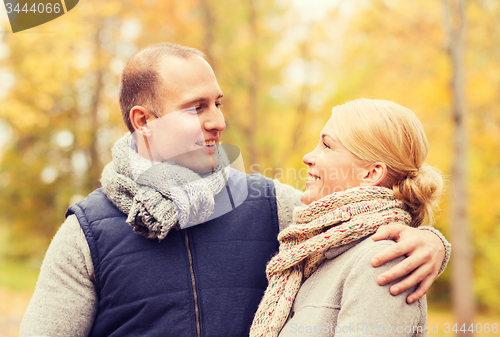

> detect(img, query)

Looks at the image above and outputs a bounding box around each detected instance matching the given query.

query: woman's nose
[303,149,316,167]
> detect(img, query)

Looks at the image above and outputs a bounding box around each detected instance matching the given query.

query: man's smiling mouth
[196,140,217,147]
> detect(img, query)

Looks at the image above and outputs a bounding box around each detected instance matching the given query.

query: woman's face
[301,118,367,205]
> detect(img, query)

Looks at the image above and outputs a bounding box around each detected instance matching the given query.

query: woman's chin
[301,190,320,205]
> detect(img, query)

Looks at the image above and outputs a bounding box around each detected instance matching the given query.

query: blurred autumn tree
[0,0,291,257]
[323,0,500,315]
[0,0,499,315]
[0,1,128,259]
[443,0,475,333]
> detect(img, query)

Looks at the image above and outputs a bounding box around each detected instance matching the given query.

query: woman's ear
[360,162,387,187]
[130,106,156,133]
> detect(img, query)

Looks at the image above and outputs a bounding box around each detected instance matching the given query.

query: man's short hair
[119,42,205,132]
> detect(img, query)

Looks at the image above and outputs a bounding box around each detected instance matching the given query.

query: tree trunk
[245,0,259,167]
[278,39,312,170]
[200,0,217,73]
[87,20,105,192]
[87,68,103,191]
[443,0,475,334]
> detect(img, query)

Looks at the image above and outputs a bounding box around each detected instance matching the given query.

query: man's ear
[130,106,156,133]
[360,162,387,187]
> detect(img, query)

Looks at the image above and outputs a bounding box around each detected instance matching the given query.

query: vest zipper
[184,230,201,337]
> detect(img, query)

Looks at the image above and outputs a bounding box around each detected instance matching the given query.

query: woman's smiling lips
[306,172,320,184]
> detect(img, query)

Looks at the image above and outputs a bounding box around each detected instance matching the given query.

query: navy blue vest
[66,171,279,337]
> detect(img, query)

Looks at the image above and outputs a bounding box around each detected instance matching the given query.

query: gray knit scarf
[101,133,229,240]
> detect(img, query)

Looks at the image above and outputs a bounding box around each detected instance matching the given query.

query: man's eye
[216,102,223,109]
[195,106,203,112]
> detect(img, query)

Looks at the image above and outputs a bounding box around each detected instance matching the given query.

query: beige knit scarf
[249,186,411,337]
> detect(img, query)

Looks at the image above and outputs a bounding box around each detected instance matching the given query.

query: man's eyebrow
[184,93,224,106]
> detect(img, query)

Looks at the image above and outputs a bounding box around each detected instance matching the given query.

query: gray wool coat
[278,236,427,337]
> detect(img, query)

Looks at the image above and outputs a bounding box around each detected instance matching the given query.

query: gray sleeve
[336,241,427,336]
[273,180,305,232]
[20,215,98,337]
[419,226,451,277]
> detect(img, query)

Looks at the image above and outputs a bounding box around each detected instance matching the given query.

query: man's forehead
[155,55,222,108]
[157,54,204,76]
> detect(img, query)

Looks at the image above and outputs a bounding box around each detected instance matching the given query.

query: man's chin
[166,149,219,174]
[190,158,218,174]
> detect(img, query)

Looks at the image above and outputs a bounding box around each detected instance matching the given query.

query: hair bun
[406,170,419,179]
[393,163,444,227]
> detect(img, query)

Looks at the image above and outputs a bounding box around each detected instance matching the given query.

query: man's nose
[203,106,226,132]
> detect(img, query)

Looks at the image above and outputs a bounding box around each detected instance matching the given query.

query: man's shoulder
[244,171,272,183]
[66,188,125,223]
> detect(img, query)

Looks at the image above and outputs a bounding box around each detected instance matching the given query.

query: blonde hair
[330,98,444,227]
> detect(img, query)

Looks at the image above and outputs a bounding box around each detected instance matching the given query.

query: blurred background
[0,0,498,336]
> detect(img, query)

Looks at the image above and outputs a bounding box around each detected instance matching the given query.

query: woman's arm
[370,224,451,303]
[20,215,98,337]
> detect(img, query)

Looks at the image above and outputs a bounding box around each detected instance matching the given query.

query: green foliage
[0,259,39,291]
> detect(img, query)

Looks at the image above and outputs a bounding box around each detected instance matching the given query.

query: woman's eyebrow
[321,133,337,143]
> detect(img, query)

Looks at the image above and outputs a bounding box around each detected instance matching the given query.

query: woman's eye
[323,142,331,149]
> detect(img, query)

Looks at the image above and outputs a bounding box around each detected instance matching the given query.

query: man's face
[142,55,225,173]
